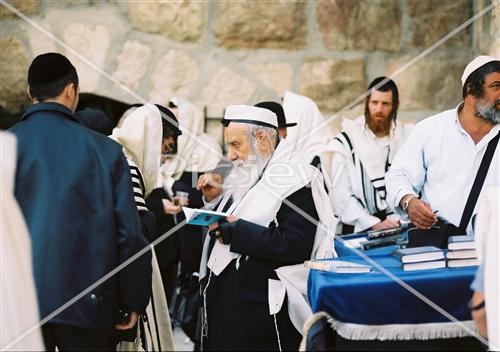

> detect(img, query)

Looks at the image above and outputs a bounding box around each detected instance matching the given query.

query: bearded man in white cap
[197,105,335,351]
[386,55,500,233]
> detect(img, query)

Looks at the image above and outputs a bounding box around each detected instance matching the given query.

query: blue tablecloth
[308,234,476,327]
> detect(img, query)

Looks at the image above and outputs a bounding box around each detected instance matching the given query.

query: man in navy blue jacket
[10,53,152,351]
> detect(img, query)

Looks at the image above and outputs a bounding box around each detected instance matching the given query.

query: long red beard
[367,116,392,136]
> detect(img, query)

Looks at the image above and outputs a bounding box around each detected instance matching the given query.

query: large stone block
[113,41,152,90]
[198,68,257,116]
[317,0,401,52]
[385,53,470,111]
[246,62,293,95]
[129,1,205,42]
[408,0,472,48]
[63,23,111,92]
[0,0,38,18]
[27,21,57,57]
[149,50,199,104]
[213,1,307,49]
[0,37,30,111]
[300,58,366,114]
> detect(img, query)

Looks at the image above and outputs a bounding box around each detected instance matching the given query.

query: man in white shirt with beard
[197,105,335,351]
[386,56,500,233]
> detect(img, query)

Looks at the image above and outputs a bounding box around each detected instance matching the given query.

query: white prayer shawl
[325,117,413,230]
[110,105,174,351]
[117,251,174,352]
[111,104,163,197]
[283,90,335,165]
[0,132,45,351]
[205,138,337,333]
[160,97,222,190]
[474,187,500,351]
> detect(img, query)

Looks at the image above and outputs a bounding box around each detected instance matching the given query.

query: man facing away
[197,105,335,350]
[9,52,152,351]
[327,77,413,234]
[386,56,500,232]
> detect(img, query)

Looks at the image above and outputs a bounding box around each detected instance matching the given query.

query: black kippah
[28,53,75,85]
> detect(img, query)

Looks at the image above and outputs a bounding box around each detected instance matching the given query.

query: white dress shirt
[386,103,500,234]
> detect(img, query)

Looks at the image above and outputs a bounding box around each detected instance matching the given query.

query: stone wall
[0,0,498,137]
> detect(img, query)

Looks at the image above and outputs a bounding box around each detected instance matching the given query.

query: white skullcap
[461,55,499,87]
[222,104,278,129]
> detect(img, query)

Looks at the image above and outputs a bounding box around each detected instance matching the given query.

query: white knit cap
[223,105,278,129]
[461,55,499,87]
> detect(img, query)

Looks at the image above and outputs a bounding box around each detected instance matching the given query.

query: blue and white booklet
[182,207,228,226]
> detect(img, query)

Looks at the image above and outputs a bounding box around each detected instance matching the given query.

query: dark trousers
[160,261,179,306]
[42,324,112,351]
[204,264,302,351]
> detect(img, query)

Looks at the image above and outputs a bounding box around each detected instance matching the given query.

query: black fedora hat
[254,101,297,128]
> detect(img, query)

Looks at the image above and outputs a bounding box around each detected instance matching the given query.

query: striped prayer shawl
[335,132,392,216]
[127,158,148,212]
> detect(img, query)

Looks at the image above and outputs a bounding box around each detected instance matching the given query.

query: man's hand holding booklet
[182,207,229,226]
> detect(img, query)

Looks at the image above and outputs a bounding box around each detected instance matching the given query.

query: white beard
[223,153,269,203]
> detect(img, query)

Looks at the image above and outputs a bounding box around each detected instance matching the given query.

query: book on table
[447,258,479,268]
[448,235,475,251]
[392,246,445,264]
[446,249,477,259]
[403,260,446,271]
[304,260,372,273]
[182,207,228,226]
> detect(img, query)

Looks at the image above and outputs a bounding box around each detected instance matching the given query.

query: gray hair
[245,125,279,154]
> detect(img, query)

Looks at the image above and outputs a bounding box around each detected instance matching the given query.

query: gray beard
[223,153,269,203]
[476,98,500,124]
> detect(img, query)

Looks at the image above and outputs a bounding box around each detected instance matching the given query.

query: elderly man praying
[197,105,335,351]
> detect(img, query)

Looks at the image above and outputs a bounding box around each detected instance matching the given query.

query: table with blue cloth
[307,232,484,351]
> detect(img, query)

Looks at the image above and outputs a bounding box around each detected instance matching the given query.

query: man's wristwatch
[402,195,418,213]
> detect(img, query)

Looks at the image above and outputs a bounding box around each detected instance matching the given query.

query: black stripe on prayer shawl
[338,131,389,215]
[221,119,278,130]
[139,318,148,351]
[129,165,146,193]
[150,293,162,350]
[128,161,149,211]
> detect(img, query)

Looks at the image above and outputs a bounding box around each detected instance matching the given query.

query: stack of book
[446,235,479,268]
[393,246,446,271]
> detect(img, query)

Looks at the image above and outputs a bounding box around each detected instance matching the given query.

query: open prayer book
[304,260,372,273]
[182,207,228,226]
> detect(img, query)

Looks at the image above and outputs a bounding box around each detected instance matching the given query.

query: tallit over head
[282,91,335,164]
[111,103,162,197]
[160,98,222,184]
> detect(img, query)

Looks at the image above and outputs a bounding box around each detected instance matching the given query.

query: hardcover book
[403,260,446,271]
[446,249,477,259]
[448,235,475,251]
[393,246,445,264]
[447,258,479,268]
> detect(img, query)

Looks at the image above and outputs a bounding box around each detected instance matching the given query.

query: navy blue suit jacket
[10,102,152,328]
